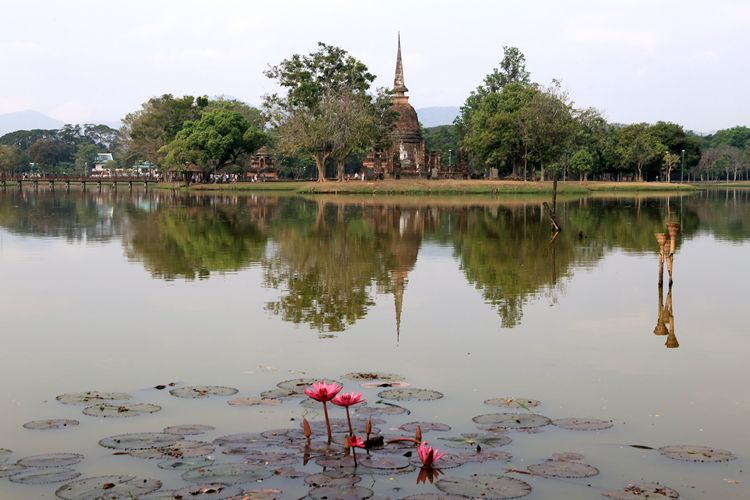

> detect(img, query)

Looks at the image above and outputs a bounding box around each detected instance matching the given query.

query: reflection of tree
[123,197,268,280]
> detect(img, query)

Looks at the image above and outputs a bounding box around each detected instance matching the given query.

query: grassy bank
[181,179,699,195]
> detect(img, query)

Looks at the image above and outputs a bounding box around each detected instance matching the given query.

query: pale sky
[1,0,748,132]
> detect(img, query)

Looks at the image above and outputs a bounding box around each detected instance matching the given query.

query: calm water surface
[0,189,748,499]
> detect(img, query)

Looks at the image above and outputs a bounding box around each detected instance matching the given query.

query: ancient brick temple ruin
[363,34,445,179]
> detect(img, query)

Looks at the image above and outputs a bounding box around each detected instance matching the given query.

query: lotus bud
[365,417,372,438]
[415,425,423,443]
[303,418,312,440]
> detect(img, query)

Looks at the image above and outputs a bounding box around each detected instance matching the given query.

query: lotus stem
[322,401,333,444]
[345,406,354,437]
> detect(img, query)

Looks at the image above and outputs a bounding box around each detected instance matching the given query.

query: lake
[0,188,748,499]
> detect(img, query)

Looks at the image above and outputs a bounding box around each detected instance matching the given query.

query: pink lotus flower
[417,442,445,467]
[349,435,366,449]
[332,392,365,407]
[304,381,342,402]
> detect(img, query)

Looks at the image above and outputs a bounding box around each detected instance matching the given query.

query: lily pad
[10,468,80,485]
[169,386,238,398]
[174,483,244,499]
[409,453,471,469]
[273,467,307,479]
[360,381,411,389]
[0,464,28,477]
[56,391,131,405]
[439,433,512,449]
[243,451,298,466]
[315,455,357,473]
[276,377,319,392]
[158,457,215,470]
[129,440,214,459]
[399,421,451,432]
[551,452,585,462]
[377,388,443,401]
[355,404,408,416]
[308,485,374,500]
[552,418,613,431]
[484,398,540,409]
[603,481,680,499]
[99,432,183,450]
[260,388,304,399]
[82,403,161,418]
[436,474,532,499]
[359,454,412,470]
[473,413,551,429]
[458,449,513,464]
[305,470,362,487]
[240,488,284,499]
[343,372,404,382]
[527,460,599,478]
[213,433,267,448]
[0,448,11,464]
[657,445,736,463]
[163,424,215,436]
[18,452,83,468]
[228,397,282,407]
[181,463,274,484]
[23,419,80,430]
[55,475,162,499]
[402,495,469,500]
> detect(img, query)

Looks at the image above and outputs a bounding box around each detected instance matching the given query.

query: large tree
[616,123,666,181]
[0,144,23,177]
[264,43,380,182]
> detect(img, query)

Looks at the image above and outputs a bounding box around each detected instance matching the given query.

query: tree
[28,138,62,175]
[75,144,98,177]
[616,123,666,181]
[570,149,594,182]
[662,151,680,183]
[264,43,379,182]
[162,105,267,176]
[0,145,23,178]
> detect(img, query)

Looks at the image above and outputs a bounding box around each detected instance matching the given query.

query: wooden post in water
[542,177,562,233]
[655,233,667,287]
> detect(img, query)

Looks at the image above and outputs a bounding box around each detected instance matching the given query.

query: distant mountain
[0,110,64,136]
[417,106,460,128]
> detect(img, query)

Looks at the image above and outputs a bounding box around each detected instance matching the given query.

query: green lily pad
[359,454,412,470]
[174,483,244,499]
[552,418,613,431]
[55,475,162,499]
[243,451,298,466]
[355,403,408,416]
[603,481,680,499]
[484,398,540,409]
[162,424,215,435]
[377,388,443,401]
[213,433,267,448]
[439,433,512,449]
[129,440,214,459]
[551,452,585,462]
[23,419,79,430]
[657,445,735,463]
[56,391,131,405]
[277,378,319,392]
[181,463,274,484]
[10,468,80,485]
[528,460,599,478]
[99,432,183,450]
[344,371,404,381]
[228,397,282,407]
[18,452,83,468]
[242,488,284,499]
[457,449,513,463]
[169,386,238,398]
[305,470,362,487]
[399,421,451,432]
[360,381,410,389]
[308,485,374,500]
[436,474,532,499]
[82,402,161,418]
[315,455,357,473]
[472,413,551,429]
[158,457,215,470]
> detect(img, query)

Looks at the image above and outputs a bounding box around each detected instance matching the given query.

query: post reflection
[654,222,679,349]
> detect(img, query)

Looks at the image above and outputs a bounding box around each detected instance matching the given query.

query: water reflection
[1,189,749,337]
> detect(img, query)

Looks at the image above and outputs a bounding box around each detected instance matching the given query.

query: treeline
[1,44,749,182]
[428,47,750,182]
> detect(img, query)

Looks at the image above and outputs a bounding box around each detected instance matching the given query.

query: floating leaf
[260,388,303,399]
[55,475,162,499]
[401,495,469,499]
[129,440,214,459]
[472,413,550,429]
[173,483,244,499]
[0,464,28,478]
[169,386,238,398]
[527,460,599,478]
[355,403,408,416]
[276,378,319,392]
[228,397,281,407]
[163,424,215,436]
[0,448,11,464]
[377,388,443,401]
[359,454,412,471]
[343,372,403,382]
[315,455,357,473]
[439,433,512,449]
[273,467,307,479]
[242,488,284,499]
[409,453,471,469]
[181,463,273,484]
[139,491,179,500]
[399,421,451,432]
[603,481,680,499]
[10,468,80,484]
[458,449,513,464]
[552,418,613,431]
[23,419,79,430]
[360,381,411,389]
[305,470,362,488]
[308,485,374,499]
[436,474,532,498]
[243,451,298,466]
[99,432,183,450]
[82,403,161,418]
[18,452,83,468]
[56,391,131,405]
[213,433,267,448]
[550,452,585,462]
[484,398,540,410]
[158,457,215,471]
[657,445,735,463]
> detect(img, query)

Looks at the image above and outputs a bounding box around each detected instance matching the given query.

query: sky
[0,0,748,132]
